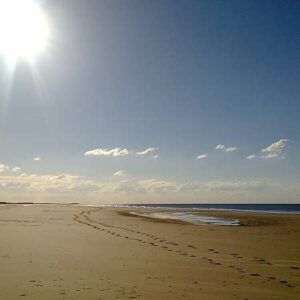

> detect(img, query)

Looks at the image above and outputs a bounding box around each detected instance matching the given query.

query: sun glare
[0,0,49,64]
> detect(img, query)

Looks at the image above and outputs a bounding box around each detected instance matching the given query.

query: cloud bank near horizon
[0,171,298,204]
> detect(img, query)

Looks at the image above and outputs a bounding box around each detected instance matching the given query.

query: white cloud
[0,181,30,191]
[179,180,268,193]
[0,172,298,203]
[68,183,100,192]
[203,180,267,192]
[224,147,238,152]
[136,147,159,158]
[114,178,269,195]
[196,154,208,159]
[33,157,41,161]
[0,173,101,194]
[113,170,125,177]
[115,179,177,194]
[261,139,288,159]
[139,179,177,193]
[11,166,21,172]
[115,180,145,194]
[0,164,9,173]
[84,148,129,157]
[215,144,238,152]
[136,147,156,155]
[246,154,256,160]
[215,144,225,150]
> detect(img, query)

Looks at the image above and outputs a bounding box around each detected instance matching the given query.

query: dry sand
[0,204,299,299]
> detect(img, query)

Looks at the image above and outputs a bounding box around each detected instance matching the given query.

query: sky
[0,0,299,204]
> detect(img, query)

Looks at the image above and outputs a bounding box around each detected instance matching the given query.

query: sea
[126,203,300,214]
[123,204,300,226]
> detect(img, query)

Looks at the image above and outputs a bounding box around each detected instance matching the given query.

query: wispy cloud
[0,164,9,173]
[33,157,41,161]
[115,178,269,195]
[0,173,101,193]
[0,181,30,191]
[215,144,225,150]
[196,154,208,159]
[136,147,156,155]
[224,147,238,152]
[261,139,288,159]
[139,179,177,193]
[116,179,177,194]
[179,180,268,193]
[11,166,21,172]
[215,144,238,152]
[0,172,297,203]
[136,147,159,158]
[246,154,256,160]
[203,180,267,192]
[84,148,129,157]
[113,170,125,177]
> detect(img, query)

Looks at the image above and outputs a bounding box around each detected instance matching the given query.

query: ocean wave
[130,211,240,226]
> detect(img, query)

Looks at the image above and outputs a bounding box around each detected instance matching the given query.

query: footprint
[187,245,197,249]
[268,276,276,280]
[280,280,288,284]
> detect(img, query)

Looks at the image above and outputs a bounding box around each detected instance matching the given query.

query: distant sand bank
[0,204,299,299]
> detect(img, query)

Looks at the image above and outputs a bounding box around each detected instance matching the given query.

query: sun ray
[0,0,50,138]
[0,0,49,65]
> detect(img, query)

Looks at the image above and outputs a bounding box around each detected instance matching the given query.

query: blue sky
[0,0,299,203]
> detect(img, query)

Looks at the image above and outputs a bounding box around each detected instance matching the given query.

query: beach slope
[0,205,299,299]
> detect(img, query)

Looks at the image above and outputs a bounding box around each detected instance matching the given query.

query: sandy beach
[0,204,299,300]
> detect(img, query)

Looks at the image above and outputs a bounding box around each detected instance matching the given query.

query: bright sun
[0,0,49,63]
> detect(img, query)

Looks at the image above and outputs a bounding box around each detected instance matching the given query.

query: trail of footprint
[77,211,184,251]
[75,209,297,289]
[78,212,224,267]
[253,257,272,265]
[75,211,201,262]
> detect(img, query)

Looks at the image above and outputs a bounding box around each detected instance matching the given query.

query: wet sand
[0,204,299,299]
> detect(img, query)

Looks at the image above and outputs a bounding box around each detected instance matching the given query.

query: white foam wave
[131,211,240,226]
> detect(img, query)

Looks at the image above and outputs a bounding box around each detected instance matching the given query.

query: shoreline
[118,206,300,227]
[1,202,300,215]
